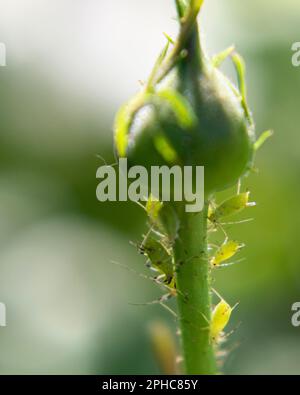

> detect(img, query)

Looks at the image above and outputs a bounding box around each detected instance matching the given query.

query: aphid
[144,195,179,246]
[210,291,237,343]
[145,195,163,225]
[156,204,179,245]
[139,236,175,287]
[209,191,256,224]
[210,239,244,267]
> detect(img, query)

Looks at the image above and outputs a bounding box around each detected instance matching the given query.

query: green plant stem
[171,1,216,374]
[174,202,217,374]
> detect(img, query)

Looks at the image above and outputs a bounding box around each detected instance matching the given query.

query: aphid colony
[134,190,255,345]
[112,0,273,374]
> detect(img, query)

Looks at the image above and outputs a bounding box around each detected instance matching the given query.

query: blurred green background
[0,0,299,374]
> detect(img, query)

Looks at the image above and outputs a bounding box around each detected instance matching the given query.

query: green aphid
[209,191,256,223]
[139,237,175,286]
[210,299,232,343]
[146,195,179,243]
[210,239,244,267]
[146,195,163,225]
